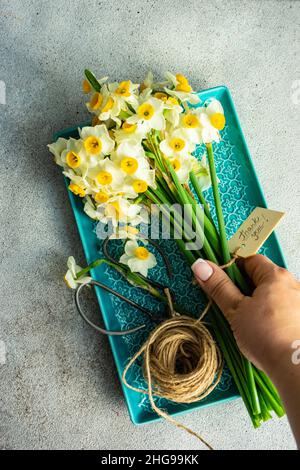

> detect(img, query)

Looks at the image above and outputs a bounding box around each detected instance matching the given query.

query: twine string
[122,253,240,450]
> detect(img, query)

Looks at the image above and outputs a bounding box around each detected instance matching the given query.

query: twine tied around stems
[122,254,240,450]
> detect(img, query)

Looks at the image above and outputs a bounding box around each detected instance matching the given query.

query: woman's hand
[192,254,300,447]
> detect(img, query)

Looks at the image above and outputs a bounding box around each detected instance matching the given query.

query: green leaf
[84,69,101,92]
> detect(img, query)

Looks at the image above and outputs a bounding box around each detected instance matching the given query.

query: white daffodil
[86,85,122,125]
[164,97,183,127]
[191,154,216,191]
[111,140,156,195]
[114,121,146,144]
[119,240,157,277]
[85,158,125,195]
[83,196,103,220]
[109,80,139,108]
[159,128,195,158]
[113,140,146,164]
[204,99,226,132]
[79,124,115,159]
[197,110,221,144]
[169,154,193,184]
[152,92,183,127]
[164,72,200,104]
[190,99,225,144]
[48,137,68,166]
[64,256,91,289]
[58,138,94,176]
[179,111,203,144]
[63,170,93,198]
[87,81,139,127]
[95,196,148,228]
[140,71,170,93]
[86,90,106,114]
[127,96,165,131]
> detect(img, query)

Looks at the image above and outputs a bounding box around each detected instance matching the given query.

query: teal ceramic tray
[54,86,286,425]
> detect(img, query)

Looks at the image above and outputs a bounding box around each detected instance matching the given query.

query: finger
[192,259,244,321]
[239,254,278,286]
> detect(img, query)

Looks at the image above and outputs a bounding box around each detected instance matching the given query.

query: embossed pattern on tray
[54,86,286,424]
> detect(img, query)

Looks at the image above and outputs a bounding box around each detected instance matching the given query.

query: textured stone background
[0,0,299,450]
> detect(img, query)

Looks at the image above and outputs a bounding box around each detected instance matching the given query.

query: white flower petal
[124,240,138,257]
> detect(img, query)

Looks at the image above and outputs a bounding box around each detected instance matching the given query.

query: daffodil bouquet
[49,70,285,427]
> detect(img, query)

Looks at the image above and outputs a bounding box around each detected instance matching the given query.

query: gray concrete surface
[0,0,299,450]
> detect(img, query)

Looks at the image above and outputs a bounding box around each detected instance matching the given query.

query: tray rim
[53,85,287,425]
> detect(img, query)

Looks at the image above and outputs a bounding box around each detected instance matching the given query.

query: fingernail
[191,259,213,281]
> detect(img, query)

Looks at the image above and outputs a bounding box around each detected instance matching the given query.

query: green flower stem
[190,168,251,294]
[161,170,221,258]
[77,257,190,316]
[253,369,285,418]
[216,275,262,417]
[210,309,260,428]
[189,170,215,227]
[145,189,203,259]
[184,187,221,258]
[165,160,219,264]
[150,135,220,257]
[145,134,281,425]
[206,143,233,276]
[258,393,272,422]
[174,238,198,265]
[206,143,261,416]
[244,360,261,415]
[212,298,284,421]
[157,176,176,203]
[147,134,165,172]
[257,370,283,406]
[145,184,202,246]
[76,258,113,278]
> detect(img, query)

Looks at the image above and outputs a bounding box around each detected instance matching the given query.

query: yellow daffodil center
[89,92,103,110]
[122,122,137,134]
[120,157,138,175]
[172,158,181,172]
[175,74,192,92]
[167,96,179,105]
[110,201,122,219]
[124,225,139,235]
[84,136,102,155]
[115,81,131,97]
[96,171,112,185]
[154,92,168,102]
[137,103,154,120]
[169,137,185,152]
[176,74,189,84]
[102,97,114,113]
[68,183,86,197]
[176,82,192,92]
[132,179,148,193]
[210,113,225,130]
[64,275,72,289]
[66,151,81,168]
[182,114,199,128]
[82,79,92,94]
[94,191,109,203]
[134,246,150,260]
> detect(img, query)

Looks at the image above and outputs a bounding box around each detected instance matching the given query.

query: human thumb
[192,259,244,321]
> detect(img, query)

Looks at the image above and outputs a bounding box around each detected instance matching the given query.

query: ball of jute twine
[122,255,239,451]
